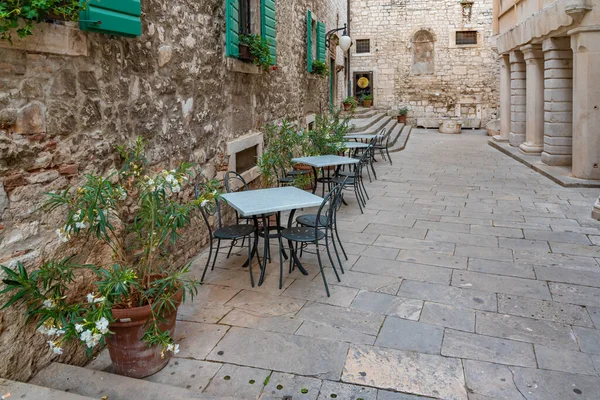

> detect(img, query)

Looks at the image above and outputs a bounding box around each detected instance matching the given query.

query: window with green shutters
[316,21,326,63]
[226,0,277,64]
[307,11,327,72]
[306,10,313,72]
[79,0,142,37]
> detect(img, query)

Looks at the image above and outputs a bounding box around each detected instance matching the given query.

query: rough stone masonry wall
[0,0,347,382]
[351,0,499,124]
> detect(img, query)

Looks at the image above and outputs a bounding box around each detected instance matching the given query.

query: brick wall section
[350,0,500,123]
[0,0,347,381]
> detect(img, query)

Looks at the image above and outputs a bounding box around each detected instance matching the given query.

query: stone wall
[350,0,500,124]
[0,0,347,381]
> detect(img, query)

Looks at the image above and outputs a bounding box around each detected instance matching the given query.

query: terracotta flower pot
[362,100,372,107]
[343,103,352,111]
[397,115,407,124]
[106,288,183,378]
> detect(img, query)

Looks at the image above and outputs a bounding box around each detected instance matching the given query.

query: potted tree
[397,107,409,124]
[361,94,373,108]
[1,137,219,378]
[342,96,358,112]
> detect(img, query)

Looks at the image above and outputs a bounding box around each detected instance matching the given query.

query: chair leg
[201,238,214,282]
[330,230,345,274]
[386,147,392,165]
[226,239,235,259]
[277,234,285,290]
[211,239,221,270]
[365,163,372,183]
[334,224,348,260]
[325,234,341,282]
[247,235,255,287]
[315,243,330,297]
[355,185,364,214]
[370,160,377,180]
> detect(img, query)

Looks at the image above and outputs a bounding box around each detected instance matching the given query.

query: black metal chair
[195,183,259,287]
[373,128,393,165]
[223,171,255,258]
[295,176,349,264]
[277,184,345,296]
[333,149,370,214]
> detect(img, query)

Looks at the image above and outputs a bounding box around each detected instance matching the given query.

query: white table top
[220,187,324,217]
[344,142,370,149]
[292,155,360,168]
[344,134,376,140]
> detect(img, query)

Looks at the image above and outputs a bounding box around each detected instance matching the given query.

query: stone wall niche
[224,131,264,188]
[411,30,435,75]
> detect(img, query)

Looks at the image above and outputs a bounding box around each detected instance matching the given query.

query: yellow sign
[357,77,370,89]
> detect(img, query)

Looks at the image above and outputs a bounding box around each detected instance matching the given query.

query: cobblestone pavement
[175,130,600,399]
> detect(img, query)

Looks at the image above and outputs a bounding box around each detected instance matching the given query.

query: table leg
[286,209,309,276]
[258,214,270,286]
[311,166,318,194]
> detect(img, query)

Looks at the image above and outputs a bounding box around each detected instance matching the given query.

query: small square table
[344,141,370,149]
[292,155,359,195]
[221,187,324,285]
[344,134,376,141]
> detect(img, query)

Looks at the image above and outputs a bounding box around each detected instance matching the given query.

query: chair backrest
[224,171,249,193]
[315,183,344,235]
[194,183,224,233]
[376,128,387,146]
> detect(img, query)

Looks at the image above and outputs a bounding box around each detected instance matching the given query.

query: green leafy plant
[304,110,352,156]
[240,34,274,71]
[0,0,87,43]
[1,137,220,357]
[257,120,307,188]
[361,94,373,101]
[311,60,329,76]
[342,96,358,109]
[398,106,408,116]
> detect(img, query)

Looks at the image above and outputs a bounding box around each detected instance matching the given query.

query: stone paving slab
[342,344,468,400]
[549,282,600,307]
[364,223,428,240]
[419,302,475,332]
[225,290,306,316]
[476,311,579,350]
[321,268,403,294]
[509,366,600,400]
[452,270,552,300]
[573,326,600,355]
[145,359,222,395]
[442,329,537,367]
[396,249,468,269]
[497,294,594,327]
[219,309,303,334]
[534,345,597,376]
[398,280,497,311]
[375,317,444,355]
[454,244,514,262]
[463,360,526,400]
[177,302,232,324]
[427,230,499,248]
[350,290,423,320]
[173,322,229,360]
[261,372,322,400]
[373,235,456,254]
[467,258,535,279]
[207,327,349,380]
[296,320,377,345]
[203,364,269,399]
[353,256,452,285]
[513,250,600,271]
[317,380,378,400]
[535,266,600,288]
[295,302,385,335]
[282,280,360,307]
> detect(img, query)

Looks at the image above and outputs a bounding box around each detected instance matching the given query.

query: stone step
[351,109,379,119]
[349,112,387,132]
[350,114,395,136]
[0,378,95,400]
[31,362,236,400]
[390,124,412,153]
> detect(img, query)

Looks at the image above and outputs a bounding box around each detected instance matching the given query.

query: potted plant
[1,0,86,43]
[397,107,409,123]
[304,110,352,157]
[342,96,358,112]
[311,60,329,77]
[240,34,274,71]
[0,137,219,378]
[361,94,373,108]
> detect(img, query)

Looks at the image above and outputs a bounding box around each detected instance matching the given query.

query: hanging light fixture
[326,23,352,52]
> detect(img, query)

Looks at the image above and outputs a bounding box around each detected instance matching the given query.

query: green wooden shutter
[79,0,142,37]
[317,21,326,62]
[261,0,277,65]
[306,10,313,72]
[226,0,240,58]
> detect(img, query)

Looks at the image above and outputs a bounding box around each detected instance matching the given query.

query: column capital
[569,26,600,53]
[509,50,525,64]
[520,44,543,60]
[542,37,571,52]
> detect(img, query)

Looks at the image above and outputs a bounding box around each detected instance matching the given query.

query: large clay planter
[397,115,407,124]
[362,100,373,107]
[293,163,314,190]
[107,288,183,378]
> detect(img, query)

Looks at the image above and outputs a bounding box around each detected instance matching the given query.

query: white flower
[80,330,102,348]
[212,190,218,195]
[37,325,50,335]
[80,330,92,342]
[75,323,84,333]
[118,189,127,201]
[75,221,88,230]
[95,317,109,334]
[56,329,65,336]
[86,293,96,303]
[73,210,83,222]
[165,174,176,183]
[172,184,181,193]
[55,227,70,243]
[43,298,56,310]
[166,343,180,354]
[48,341,63,355]
[200,199,209,207]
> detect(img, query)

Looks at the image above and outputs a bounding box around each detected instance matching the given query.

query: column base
[493,135,509,142]
[541,152,572,166]
[519,142,544,155]
[592,198,600,221]
[509,132,525,147]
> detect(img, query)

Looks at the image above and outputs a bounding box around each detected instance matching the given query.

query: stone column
[542,37,573,166]
[509,50,526,147]
[494,54,511,142]
[519,44,544,155]
[571,28,600,180]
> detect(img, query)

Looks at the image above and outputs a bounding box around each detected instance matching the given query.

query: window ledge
[227,58,261,74]
[0,21,87,56]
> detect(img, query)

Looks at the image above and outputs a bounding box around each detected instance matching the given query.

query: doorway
[353,71,373,104]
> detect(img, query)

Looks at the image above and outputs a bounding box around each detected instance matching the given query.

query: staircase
[345,107,412,152]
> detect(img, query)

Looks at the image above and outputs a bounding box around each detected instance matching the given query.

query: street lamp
[325,23,352,52]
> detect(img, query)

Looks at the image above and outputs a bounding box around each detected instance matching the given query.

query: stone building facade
[491,0,600,217]
[0,0,348,381]
[349,0,500,126]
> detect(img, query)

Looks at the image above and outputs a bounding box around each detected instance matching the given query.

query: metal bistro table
[292,155,360,196]
[344,134,376,142]
[344,141,370,149]
[220,187,323,286]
